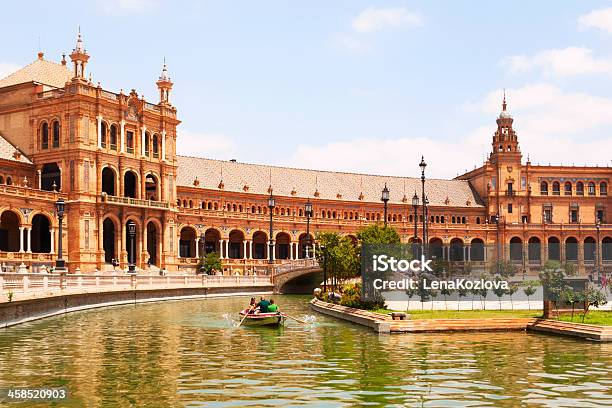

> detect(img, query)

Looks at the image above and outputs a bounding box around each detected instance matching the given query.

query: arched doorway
[31,214,51,253]
[101,167,116,196]
[146,222,158,266]
[528,237,541,262]
[565,237,578,261]
[0,211,20,252]
[179,227,196,258]
[276,232,291,260]
[449,238,464,261]
[584,237,596,262]
[603,237,612,262]
[204,228,221,255]
[145,174,158,201]
[103,218,116,263]
[125,220,139,266]
[124,171,138,198]
[429,238,443,260]
[252,231,268,259]
[41,163,61,191]
[228,230,245,259]
[510,237,523,261]
[548,237,560,261]
[298,233,313,258]
[470,238,484,261]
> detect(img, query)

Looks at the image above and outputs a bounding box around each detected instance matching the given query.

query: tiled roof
[0,57,71,89]
[0,133,32,164]
[177,156,483,208]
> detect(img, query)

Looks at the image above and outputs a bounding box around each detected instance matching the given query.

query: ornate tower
[69,29,89,81]
[156,60,173,105]
[490,94,521,164]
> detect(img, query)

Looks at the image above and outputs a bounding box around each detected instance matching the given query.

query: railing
[101,90,119,100]
[37,89,65,99]
[144,102,161,112]
[273,258,319,275]
[102,194,169,209]
[0,185,63,201]
[0,273,272,299]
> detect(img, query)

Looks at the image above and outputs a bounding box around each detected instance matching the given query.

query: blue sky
[2,1,612,178]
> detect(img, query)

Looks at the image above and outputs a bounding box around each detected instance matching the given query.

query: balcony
[101,194,169,209]
[505,190,516,197]
[0,185,64,201]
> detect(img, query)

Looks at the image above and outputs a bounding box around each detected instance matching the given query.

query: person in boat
[267,299,279,313]
[255,297,270,313]
[247,297,257,314]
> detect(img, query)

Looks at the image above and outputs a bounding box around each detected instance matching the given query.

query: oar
[238,306,253,327]
[282,313,309,324]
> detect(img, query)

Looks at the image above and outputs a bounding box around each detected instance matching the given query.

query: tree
[522,280,538,310]
[440,286,453,310]
[356,223,401,245]
[581,288,608,323]
[315,232,360,289]
[507,283,519,310]
[457,287,468,310]
[197,252,222,275]
[492,276,506,310]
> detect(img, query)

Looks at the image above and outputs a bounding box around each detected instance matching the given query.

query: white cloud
[332,34,371,54]
[352,7,422,33]
[96,0,159,15]
[289,84,612,179]
[0,63,20,80]
[579,7,612,34]
[503,46,612,77]
[176,130,236,159]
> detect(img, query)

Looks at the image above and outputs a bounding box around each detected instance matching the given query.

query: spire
[75,27,84,53]
[156,57,173,104]
[70,27,89,80]
[502,89,507,112]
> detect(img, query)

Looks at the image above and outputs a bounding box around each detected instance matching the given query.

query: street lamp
[596,220,601,283]
[305,199,313,258]
[412,192,419,258]
[54,198,66,271]
[381,184,390,227]
[419,156,427,257]
[199,232,206,274]
[493,213,500,262]
[127,220,136,273]
[321,244,327,293]
[268,190,275,265]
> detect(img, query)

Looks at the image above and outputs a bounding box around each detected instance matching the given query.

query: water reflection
[0,295,610,407]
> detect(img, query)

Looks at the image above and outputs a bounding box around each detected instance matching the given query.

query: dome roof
[498,109,512,119]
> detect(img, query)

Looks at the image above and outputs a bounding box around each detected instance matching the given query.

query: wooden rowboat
[239,309,286,327]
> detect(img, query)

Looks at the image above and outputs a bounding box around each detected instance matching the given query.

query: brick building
[0,34,609,275]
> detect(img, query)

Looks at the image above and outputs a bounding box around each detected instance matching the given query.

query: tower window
[41,122,49,149]
[507,204,513,213]
[540,181,548,195]
[570,209,579,223]
[52,120,60,148]
[600,182,607,196]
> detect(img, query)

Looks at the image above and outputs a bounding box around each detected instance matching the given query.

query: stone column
[96,115,102,148]
[141,126,146,157]
[37,169,42,190]
[26,228,31,253]
[50,228,55,254]
[243,240,247,259]
[19,226,25,253]
[249,240,253,259]
[195,237,200,259]
[266,241,270,260]
[219,239,225,259]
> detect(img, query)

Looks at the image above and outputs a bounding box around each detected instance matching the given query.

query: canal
[0,295,610,407]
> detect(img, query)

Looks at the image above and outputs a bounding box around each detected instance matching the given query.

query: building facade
[0,35,610,275]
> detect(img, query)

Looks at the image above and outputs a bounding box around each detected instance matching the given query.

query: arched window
[600,182,608,196]
[0,176,4,184]
[552,181,560,195]
[152,135,159,158]
[564,182,572,196]
[452,216,456,223]
[462,216,466,224]
[476,217,480,224]
[576,182,584,195]
[540,181,548,195]
[126,131,134,153]
[52,120,60,148]
[588,182,596,196]
[201,201,205,209]
[100,122,107,147]
[6,177,12,185]
[207,202,212,210]
[41,122,49,149]
[109,125,118,149]
[144,132,151,157]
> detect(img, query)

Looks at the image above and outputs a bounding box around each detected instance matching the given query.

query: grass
[555,311,612,326]
[373,309,543,319]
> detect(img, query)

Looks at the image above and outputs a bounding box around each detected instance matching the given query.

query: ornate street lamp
[412,192,419,258]
[305,199,313,258]
[596,220,601,283]
[55,198,66,271]
[127,220,136,273]
[381,184,390,227]
[493,213,500,262]
[268,190,275,265]
[321,244,327,293]
[419,156,427,257]
[199,232,206,274]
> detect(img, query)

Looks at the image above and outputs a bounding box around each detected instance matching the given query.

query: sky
[2,1,612,179]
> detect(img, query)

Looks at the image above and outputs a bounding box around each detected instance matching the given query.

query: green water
[0,295,610,407]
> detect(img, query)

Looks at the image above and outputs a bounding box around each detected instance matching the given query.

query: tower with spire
[490,92,521,164]
[156,59,173,105]
[70,28,89,81]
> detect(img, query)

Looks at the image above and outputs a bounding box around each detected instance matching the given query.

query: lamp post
[127,220,136,273]
[54,198,66,271]
[199,232,206,274]
[419,156,427,258]
[596,220,601,283]
[412,192,419,258]
[321,244,327,293]
[305,199,313,258]
[268,191,275,265]
[494,213,500,262]
[381,184,390,227]
[424,196,429,259]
